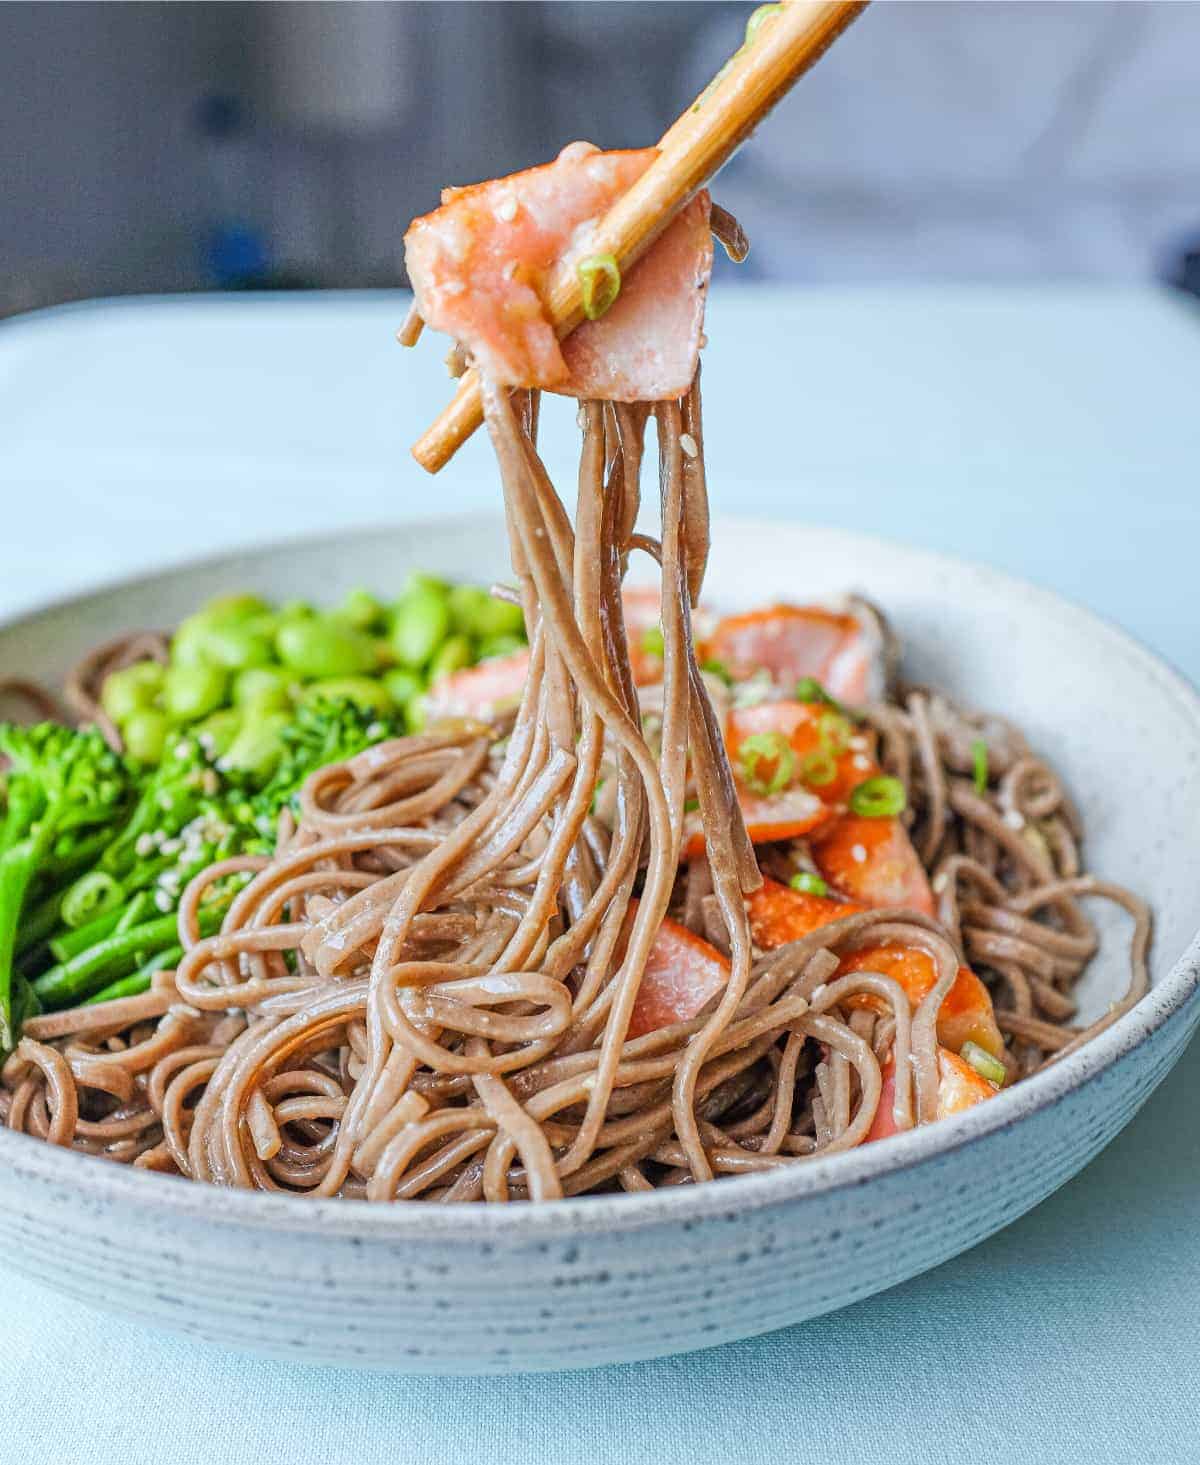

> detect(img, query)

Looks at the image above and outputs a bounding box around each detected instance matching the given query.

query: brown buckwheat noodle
[1,371,1149,1199]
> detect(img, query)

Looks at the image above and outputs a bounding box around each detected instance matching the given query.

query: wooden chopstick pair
[406,0,868,475]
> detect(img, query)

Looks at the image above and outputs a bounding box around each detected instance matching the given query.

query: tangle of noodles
[0,375,1150,1199]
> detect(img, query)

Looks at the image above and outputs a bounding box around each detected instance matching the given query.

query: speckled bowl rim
[3,513,1198,1241]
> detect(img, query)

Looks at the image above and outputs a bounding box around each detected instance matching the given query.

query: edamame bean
[123,708,170,764]
[389,585,450,668]
[449,584,525,639]
[200,592,271,624]
[336,588,386,631]
[301,677,395,715]
[191,621,274,671]
[222,711,291,779]
[164,662,229,722]
[100,661,165,723]
[194,709,242,756]
[476,633,525,662]
[233,667,292,713]
[275,617,381,679]
[428,634,472,681]
[382,668,424,706]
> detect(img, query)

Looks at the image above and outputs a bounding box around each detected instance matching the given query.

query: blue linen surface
[1,289,1198,1464]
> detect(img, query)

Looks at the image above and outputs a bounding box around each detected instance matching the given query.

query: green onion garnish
[640,624,665,659]
[971,738,989,795]
[738,731,794,796]
[799,748,837,788]
[789,871,828,897]
[745,3,784,45]
[61,871,124,930]
[701,657,733,685]
[795,677,859,722]
[848,775,906,818]
[578,254,621,321]
[961,1040,1006,1088]
[684,796,700,814]
[817,709,852,756]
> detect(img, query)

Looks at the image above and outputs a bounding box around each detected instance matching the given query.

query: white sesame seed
[153,890,173,912]
[135,834,154,858]
[932,872,948,894]
[495,194,518,223]
[849,735,869,751]
[809,983,827,1004]
[1003,809,1025,831]
[851,843,868,864]
[440,279,465,296]
[852,753,872,770]
[679,433,698,459]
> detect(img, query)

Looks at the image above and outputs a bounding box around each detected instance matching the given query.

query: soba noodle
[0,368,1149,1200]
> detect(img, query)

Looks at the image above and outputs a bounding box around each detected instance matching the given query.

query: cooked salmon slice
[704,602,888,705]
[405,141,713,400]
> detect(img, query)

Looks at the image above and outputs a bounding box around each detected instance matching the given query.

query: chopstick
[409,0,868,474]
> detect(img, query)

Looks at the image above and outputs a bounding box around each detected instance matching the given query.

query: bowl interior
[3,514,1198,1027]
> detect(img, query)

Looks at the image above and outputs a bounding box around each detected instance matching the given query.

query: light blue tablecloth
[2,288,1199,1464]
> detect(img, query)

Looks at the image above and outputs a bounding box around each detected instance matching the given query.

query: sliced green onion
[789,871,828,897]
[961,1040,1006,1088]
[799,748,838,788]
[684,796,700,814]
[971,738,989,795]
[795,677,858,721]
[578,254,621,321]
[640,624,665,659]
[700,658,733,685]
[817,709,852,756]
[848,775,907,818]
[738,732,794,796]
[745,2,784,45]
[61,871,124,931]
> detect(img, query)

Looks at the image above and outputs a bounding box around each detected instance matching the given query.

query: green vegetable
[745,2,783,45]
[817,709,853,756]
[193,709,242,756]
[700,658,732,685]
[684,796,700,814]
[250,699,402,824]
[60,870,123,930]
[33,905,224,1008]
[49,903,126,963]
[789,871,828,896]
[0,723,129,1046]
[276,617,380,680]
[123,708,171,764]
[221,711,292,781]
[578,253,621,321]
[961,1040,1006,1088]
[233,666,291,713]
[795,677,858,721]
[738,731,795,796]
[476,634,525,663]
[164,662,229,722]
[87,945,182,1004]
[640,625,665,659]
[447,585,524,640]
[382,668,425,706]
[335,588,386,632]
[389,584,451,668]
[428,634,472,682]
[301,677,394,716]
[848,775,907,818]
[189,621,274,672]
[100,661,165,723]
[971,738,989,795]
[799,748,837,788]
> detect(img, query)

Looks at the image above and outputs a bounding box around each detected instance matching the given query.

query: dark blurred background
[3,0,1200,319]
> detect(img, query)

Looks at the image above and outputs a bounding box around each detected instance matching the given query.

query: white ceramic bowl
[2,516,1198,1374]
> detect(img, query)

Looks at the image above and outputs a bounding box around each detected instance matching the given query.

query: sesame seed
[809,983,827,1004]
[153,890,173,912]
[852,753,872,770]
[1003,809,1025,831]
[441,279,465,296]
[495,195,518,223]
[851,843,868,864]
[679,433,698,459]
[932,872,948,894]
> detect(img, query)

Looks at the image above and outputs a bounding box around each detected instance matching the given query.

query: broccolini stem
[87,944,183,1004]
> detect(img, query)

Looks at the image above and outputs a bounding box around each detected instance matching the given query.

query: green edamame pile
[99,575,527,773]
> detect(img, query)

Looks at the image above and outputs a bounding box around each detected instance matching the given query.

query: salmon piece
[704,603,886,705]
[746,877,1003,1057]
[866,1050,997,1143]
[627,913,729,1038]
[405,142,713,400]
[423,648,530,722]
[621,586,718,688]
[810,814,934,916]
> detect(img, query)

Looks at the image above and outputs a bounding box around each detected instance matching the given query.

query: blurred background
[2,0,1200,320]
